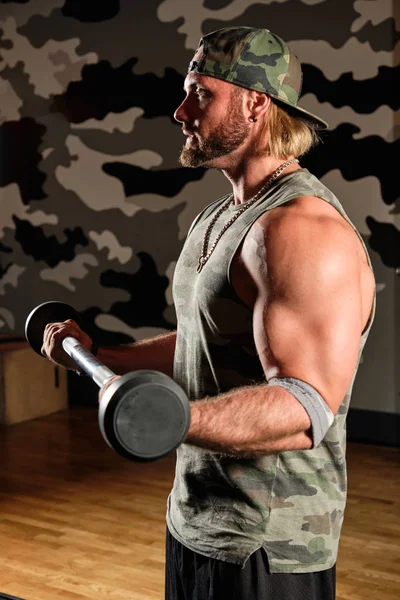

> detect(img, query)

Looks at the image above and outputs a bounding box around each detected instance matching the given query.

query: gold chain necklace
[197,158,299,273]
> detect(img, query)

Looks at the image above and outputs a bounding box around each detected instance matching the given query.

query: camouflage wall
[0,1,398,418]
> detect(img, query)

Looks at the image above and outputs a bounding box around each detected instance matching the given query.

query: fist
[41,319,93,371]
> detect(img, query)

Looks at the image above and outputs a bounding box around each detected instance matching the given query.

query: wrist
[185,401,200,442]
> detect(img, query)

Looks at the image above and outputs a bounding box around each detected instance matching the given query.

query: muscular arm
[186,383,312,456]
[186,202,367,456]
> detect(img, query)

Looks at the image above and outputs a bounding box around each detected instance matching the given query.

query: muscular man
[42,27,376,600]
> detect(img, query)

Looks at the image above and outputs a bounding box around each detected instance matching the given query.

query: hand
[41,319,94,371]
[99,375,121,404]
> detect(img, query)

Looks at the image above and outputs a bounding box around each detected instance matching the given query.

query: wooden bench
[0,336,68,425]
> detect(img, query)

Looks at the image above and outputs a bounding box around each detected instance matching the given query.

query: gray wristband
[268,377,334,447]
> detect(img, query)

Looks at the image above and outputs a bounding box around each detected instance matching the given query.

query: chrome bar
[62,336,115,387]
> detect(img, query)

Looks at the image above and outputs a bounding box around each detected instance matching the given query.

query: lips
[183,129,198,145]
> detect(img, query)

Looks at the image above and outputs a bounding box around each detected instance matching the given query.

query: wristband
[268,377,334,447]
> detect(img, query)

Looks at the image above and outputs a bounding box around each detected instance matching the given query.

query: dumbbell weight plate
[99,370,191,462]
[25,301,86,356]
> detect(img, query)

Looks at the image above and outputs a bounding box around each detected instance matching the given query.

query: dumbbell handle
[62,336,115,387]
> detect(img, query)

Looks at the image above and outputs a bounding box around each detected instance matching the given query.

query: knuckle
[65,319,78,329]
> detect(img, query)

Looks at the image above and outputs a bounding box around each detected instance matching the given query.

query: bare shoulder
[241,196,374,303]
[243,195,367,276]
[257,195,358,237]
[235,194,375,333]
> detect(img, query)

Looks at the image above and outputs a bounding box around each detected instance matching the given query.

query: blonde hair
[259,100,321,159]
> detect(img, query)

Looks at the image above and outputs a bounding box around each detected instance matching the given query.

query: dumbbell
[25,301,191,462]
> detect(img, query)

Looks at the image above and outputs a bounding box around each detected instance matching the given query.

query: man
[42,27,376,600]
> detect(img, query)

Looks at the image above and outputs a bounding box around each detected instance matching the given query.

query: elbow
[291,427,313,451]
[302,427,314,450]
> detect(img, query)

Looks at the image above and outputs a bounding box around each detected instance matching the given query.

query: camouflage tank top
[166,168,376,573]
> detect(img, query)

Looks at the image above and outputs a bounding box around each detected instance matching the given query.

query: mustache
[182,126,197,136]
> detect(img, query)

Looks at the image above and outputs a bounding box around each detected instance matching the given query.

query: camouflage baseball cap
[188,26,328,129]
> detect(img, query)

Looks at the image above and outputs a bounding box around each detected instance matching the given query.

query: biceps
[253,294,362,414]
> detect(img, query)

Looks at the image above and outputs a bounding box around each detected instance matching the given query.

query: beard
[179,91,250,168]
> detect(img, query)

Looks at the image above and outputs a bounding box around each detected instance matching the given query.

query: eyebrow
[183,80,209,93]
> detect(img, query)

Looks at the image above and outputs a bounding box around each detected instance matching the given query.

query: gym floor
[0,408,398,600]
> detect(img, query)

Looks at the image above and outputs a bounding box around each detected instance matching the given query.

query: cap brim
[270,95,329,130]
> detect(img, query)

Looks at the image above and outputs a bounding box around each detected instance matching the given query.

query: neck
[222,155,301,205]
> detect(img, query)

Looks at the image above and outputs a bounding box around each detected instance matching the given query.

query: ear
[245,91,271,122]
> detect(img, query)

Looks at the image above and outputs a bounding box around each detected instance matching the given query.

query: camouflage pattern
[188,26,329,128]
[0,2,398,415]
[167,169,376,572]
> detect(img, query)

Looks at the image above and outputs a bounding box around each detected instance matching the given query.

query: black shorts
[165,528,336,600]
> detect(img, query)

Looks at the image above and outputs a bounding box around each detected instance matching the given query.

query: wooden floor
[0,408,398,600]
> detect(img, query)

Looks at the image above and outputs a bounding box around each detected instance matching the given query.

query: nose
[174,95,190,124]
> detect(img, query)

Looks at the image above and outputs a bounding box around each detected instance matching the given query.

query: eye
[194,87,208,99]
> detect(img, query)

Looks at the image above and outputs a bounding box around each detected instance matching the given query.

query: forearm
[186,383,312,457]
[96,331,176,378]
